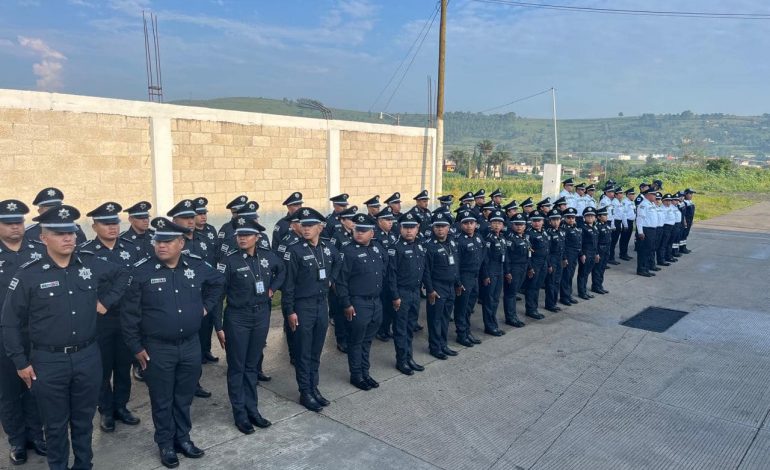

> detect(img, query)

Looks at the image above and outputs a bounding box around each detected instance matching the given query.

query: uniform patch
[357,253,367,258]
[151,277,166,284]
[283,252,291,261]
[216,263,226,273]
[78,267,92,280]
[236,267,250,272]
[277,245,286,252]
[40,281,59,289]
[184,268,195,279]
[218,232,225,238]
[260,258,269,268]
[302,255,315,261]
[8,278,18,290]
[388,249,396,256]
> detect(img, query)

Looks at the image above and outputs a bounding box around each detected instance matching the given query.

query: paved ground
[3,203,770,469]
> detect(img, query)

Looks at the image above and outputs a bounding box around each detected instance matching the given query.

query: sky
[1,0,770,119]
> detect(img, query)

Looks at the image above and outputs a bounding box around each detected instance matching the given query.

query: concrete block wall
[0,89,437,232]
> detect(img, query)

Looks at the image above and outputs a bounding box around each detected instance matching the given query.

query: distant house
[635,154,647,161]
[443,160,457,172]
[561,168,578,177]
[506,162,535,175]
[617,154,631,161]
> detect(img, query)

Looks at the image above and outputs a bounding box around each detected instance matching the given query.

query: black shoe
[312,388,330,407]
[350,378,372,391]
[608,260,620,265]
[545,306,561,313]
[658,262,671,267]
[114,408,140,425]
[26,439,46,456]
[396,362,414,375]
[236,421,255,435]
[605,266,611,270]
[159,448,179,469]
[525,312,544,320]
[336,343,348,354]
[300,391,323,411]
[667,258,678,263]
[194,385,212,398]
[505,318,525,328]
[456,336,474,347]
[248,412,272,428]
[375,332,390,342]
[587,293,595,298]
[364,376,380,388]
[578,293,591,300]
[467,333,482,344]
[100,413,115,433]
[568,298,579,304]
[591,288,606,295]
[559,300,572,306]
[407,358,425,371]
[484,329,504,336]
[9,446,27,465]
[620,256,633,261]
[648,271,656,276]
[257,371,272,382]
[132,365,145,382]
[174,441,204,459]
[600,288,610,294]
[637,271,652,277]
[651,267,661,271]
[516,296,522,301]
[414,323,424,331]
[430,351,448,360]
[442,347,458,356]
[202,351,219,363]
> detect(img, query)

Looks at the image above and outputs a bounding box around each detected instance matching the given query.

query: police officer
[387,212,426,375]
[585,185,598,211]
[503,200,519,231]
[471,189,486,217]
[121,201,155,260]
[453,209,485,347]
[559,207,582,306]
[374,207,398,342]
[619,189,636,261]
[520,197,535,226]
[523,210,549,320]
[272,192,304,251]
[193,197,218,246]
[0,200,46,465]
[407,190,432,239]
[423,211,460,360]
[384,192,403,220]
[437,194,454,213]
[479,209,507,336]
[281,208,340,412]
[574,183,588,227]
[635,188,657,277]
[544,210,566,313]
[502,213,529,328]
[328,206,358,354]
[458,192,474,210]
[322,193,350,239]
[591,207,612,294]
[275,212,302,364]
[217,195,249,249]
[577,207,599,299]
[559,178,577,209]
[121,217,224,468]
[363,195,381,217]
[336,214,387,391]
[25,187,88,244]
[2,205,129,470]
[80,202,141,433]
[680,188,696,253]
[489,188,504,210]
[216,217,284,435]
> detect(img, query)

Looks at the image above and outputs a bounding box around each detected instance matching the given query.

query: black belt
[352,295,378,301]
[32,338,95,354]
[145,335,195,346]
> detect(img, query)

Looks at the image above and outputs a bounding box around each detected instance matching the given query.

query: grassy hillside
[172,97,770,157]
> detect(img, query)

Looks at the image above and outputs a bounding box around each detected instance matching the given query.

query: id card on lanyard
[244,256,266,295]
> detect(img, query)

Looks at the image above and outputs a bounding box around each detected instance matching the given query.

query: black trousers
[143,336,201,449]
[97,318,132,415]
[224,304,270,424]
[503,264,527,321]
[524,259,547,314]
[592,247,610,290]
[619,221,634,257]
[329,289,348,349]
[0,341,43,448]
[293,296,328,393]
[31,342,101,470]
[427,280,455,354]
[454,271,480,338]
[346,296,383,380]
[198,305,216,355]
[545,261,564,309]
[560,251,580,301]
[657,225,673,263]
[577,254,597,296]
[481,272,503,331]
[377,291,395,336]
[392,288,420,364]
[609,220,622,260]
[637,227,656,273]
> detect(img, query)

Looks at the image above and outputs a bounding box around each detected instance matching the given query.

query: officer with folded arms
[2,205,129,470]
[121,217,224,468]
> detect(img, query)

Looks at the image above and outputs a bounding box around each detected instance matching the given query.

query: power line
[472,0,770,19]
[368,1,440,113]
[479,87,552,113]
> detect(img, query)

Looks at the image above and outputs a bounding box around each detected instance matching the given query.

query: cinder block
[126,116,150,129]
[211,133,233,145]
[252,136,271,147]
[190,132,212,145]
[200,121,222,133]
[13,123,49,140]
[0,108,30,123]
[0,139,33,155]
[202,145,224,158]
[212,157,234,169]
[176,119,201,132]
[97,114,127,128]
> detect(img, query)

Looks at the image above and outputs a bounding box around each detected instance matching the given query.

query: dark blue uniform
[374,227,398,339]
[545,226,566,310]
[121,254,224,451]
[423,237,460,355]
[281,240,340,394]
[480,231,506,332]
[577,223,599,297]
[337,241,388,381]
[524,227,550,316]
[503,231,530,323]
[386,237,426,364]
[321,211,343,239]
[121,226,155,259]
[276,229,302,362]
[560,221,582,303]
[25,223,87,245]
[217,244,285,424]
[78,237,138,421]
[592,221,612,292]
[272,216,292,252]
[1,253,128,470]
[453,232,485,340]
[0,240,44,454]
[183,233,219,359]
[328,229,353,350]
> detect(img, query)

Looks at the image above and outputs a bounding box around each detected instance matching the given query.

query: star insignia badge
[58,208,70,219]
[31,252,42,261]
[260,258,269,268]
[106,204,115,212]
[157,219,166,228]
[47,189,56,197]
[140,203,147,209]
[120,251,130,260]
[323,247,331,256]
[184,200,191,207]
[184,268,195,279]
[302,209,309,216]
[238,218,246,226]
[207,232,214,240]
[6,202,17,211]
[78,267,92,280]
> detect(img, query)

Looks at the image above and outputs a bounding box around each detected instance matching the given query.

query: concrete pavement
[3,203,770,469]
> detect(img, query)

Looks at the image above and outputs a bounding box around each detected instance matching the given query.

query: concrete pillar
[541,163,562,199]
[149,116,174,216]
[327,128,340,211]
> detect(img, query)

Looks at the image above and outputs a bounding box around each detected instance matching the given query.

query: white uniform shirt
[636,199,651,235]
[559,189,577,209]
[575,193,587,215]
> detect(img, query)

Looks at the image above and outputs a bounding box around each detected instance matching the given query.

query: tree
[476,139,495,177]
[487,150,511,179]
[705,158,732,172]
[449,149,470,176]
[618,112,624,117]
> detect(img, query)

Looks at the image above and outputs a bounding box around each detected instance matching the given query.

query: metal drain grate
[621,306,690,332]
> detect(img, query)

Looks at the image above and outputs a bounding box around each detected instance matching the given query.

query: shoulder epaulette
[133,257,149,267]
[78,239,95,248]
[225,248,239,257]
[19,258,41,269]
[119,236,135,244]
[185,252,203,260]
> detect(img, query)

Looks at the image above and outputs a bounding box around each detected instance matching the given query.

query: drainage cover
[621,306,689,333]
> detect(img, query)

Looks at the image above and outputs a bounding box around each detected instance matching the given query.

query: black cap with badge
[124,201,151,218]
[520,197,534,208]
[283,192,303,206]
[563,207,578,217]
[363,195,381,208]
[528,210,545,220]
[398,211,420,227]
[329,193,350,206]
[233,216,265,235]
[503,200,519,211]
[297,207,325,226]
[32,187,64,207]
[339,205,359,219]
[489,188,503,199]
[510,213,527,224]
[0,199,29,224]
[167,199,196,218]
[33,204,80,233]
[226,195,248,210]
[413,189,429,201]
[488,210,505,222]
[235,201,259,219]
[384,192,401,204]
[460,191,475,203]
[352,213,376,231]
[193,197,208,215]
[151,217,191,241]
[431,211,451,226]
[87,202,122,224]
[375,206,395,220]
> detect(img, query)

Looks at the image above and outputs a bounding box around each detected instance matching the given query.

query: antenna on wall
[143,11,163,103]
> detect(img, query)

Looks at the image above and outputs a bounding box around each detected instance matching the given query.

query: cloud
[18,36,67,90]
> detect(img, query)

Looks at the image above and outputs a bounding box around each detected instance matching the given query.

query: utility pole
[551,87,558,166]
[435,0,447,197]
